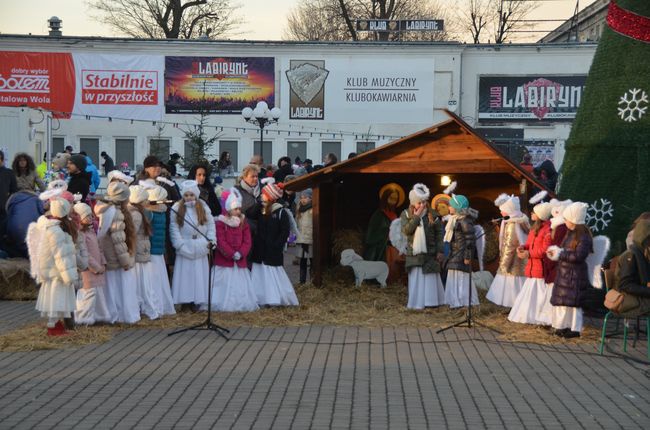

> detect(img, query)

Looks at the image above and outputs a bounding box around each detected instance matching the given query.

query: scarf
[239,179,260,198]
[444,214,459,243]
[412,209,428,255]
[217,214,242,228]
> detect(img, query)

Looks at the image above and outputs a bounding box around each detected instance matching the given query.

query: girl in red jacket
[212,188,259,312]
[508,196,553,325]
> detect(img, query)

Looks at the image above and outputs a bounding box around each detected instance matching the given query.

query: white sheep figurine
[340,249,389,288]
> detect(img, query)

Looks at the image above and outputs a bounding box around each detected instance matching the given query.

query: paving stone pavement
[0,310,648,430]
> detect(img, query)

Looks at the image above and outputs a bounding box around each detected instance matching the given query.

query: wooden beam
[312,185,322,286]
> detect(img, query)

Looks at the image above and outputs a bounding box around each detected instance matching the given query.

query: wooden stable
[285,111,550,286]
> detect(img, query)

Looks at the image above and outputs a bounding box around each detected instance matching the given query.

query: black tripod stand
[167,205,229,340]
[437,223,500,334]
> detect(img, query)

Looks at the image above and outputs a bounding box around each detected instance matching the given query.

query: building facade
[0,36,596,174]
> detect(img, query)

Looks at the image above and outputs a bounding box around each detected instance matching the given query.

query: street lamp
[241,101,281,163]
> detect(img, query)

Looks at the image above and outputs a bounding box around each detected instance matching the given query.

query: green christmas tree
[560,0,650,253]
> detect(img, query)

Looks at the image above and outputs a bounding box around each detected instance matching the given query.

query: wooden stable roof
[285,110,549,193]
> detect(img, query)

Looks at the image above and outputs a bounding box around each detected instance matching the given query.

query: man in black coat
[0,150,18,241]
[66,154,91,201]
[101,151,115,175]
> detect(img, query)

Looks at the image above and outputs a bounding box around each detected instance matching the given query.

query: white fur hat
[107,170,134,185]
[105,182,130,203]
[73,202,92,220]
[39,187,64,201]
[180,180,200,198]
[129,185,149,204]
[225,187,243,211]
[563,202,589,225]
[147,185,168,203]
[409,183,430,205]
[498,195,521,217]
[50,198,71,218]
[47,179,68,191]
[533,202,553,221]
[551,199,573,218]
[494,193,510,207]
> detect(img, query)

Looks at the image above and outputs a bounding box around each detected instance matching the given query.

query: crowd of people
[0,148,318,336]
[2,147,647,337]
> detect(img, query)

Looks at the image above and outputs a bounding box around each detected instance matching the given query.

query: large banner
[478,75,587,122]
[283,57,434,123]
[73,54,164,121]
[0,51,75,118]
[165,56,275,114]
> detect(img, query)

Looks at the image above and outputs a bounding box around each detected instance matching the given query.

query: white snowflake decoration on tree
[586,198,614,232]
[618,88,648,122]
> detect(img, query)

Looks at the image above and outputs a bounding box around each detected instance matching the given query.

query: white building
[0,35,596,174]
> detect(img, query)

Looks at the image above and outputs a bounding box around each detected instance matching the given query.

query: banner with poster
[164,56,275,114]
[283,56,434,123]
[73,54,164,121]
[478,75,587,122]
[0,51,75,118]
[525,142,556,165]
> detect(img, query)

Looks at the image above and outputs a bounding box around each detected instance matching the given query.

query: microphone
[491,216,510,224]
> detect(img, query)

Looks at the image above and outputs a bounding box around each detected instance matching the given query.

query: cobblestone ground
[0,254,648,429]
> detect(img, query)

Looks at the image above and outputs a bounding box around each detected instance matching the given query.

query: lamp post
[241,101,281,163]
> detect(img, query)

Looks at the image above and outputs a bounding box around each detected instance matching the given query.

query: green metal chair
[599,267,650,358]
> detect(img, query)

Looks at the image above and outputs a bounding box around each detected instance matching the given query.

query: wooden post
[312,185,322,286]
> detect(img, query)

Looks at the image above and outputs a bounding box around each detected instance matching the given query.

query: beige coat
[97,203,135,270]
[295,207,313,245]
[129,205,152,263]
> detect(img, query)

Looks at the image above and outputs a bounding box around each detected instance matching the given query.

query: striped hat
[261,177,284,202]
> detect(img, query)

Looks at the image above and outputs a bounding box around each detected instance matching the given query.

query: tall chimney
[47,16,62,37]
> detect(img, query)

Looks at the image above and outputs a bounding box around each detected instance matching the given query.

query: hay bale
[331,228,364,260]
[0,258,38,300]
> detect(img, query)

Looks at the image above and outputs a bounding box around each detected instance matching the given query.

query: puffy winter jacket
[545,224,568,284]
[523,221,551,279]
[295,206,313,245]
[446,215,476,273]
[79,227,107,289]
[497,218,528,276]
[85,156,101,193]
[214,215,252,268]
[96,203,134,270]
[5,191,43,257]
[129,205,152,263]
[551,229,593,307]
[149,206,167,256]
[32,216,78,285]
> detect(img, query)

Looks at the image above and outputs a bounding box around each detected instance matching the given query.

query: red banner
[0,51,75,118]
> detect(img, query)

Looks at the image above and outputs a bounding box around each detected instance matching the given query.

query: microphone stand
[437,220,501,334]
[167,203,229,340]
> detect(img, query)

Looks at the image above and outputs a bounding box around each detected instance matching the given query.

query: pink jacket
[214,215,252,268]
[79,227,107,288]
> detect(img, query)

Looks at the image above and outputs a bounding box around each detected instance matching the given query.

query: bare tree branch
[87,0,243,39]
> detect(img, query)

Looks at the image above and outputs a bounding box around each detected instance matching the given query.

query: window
[356,141,375,154]
[287,141,307,164]
[253,140,273,166]
[79,138,100,167]
[52,137,65,155]
[115,138,135,172]
[184,139,197,164]
[149,138,170,162]
[219,140,238,171]
[321,141,341,164]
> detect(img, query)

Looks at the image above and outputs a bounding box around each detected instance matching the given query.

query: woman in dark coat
[188,164,221,217]
[547,202,592,338]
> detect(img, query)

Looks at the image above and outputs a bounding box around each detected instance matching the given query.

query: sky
[0,0,597,42]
